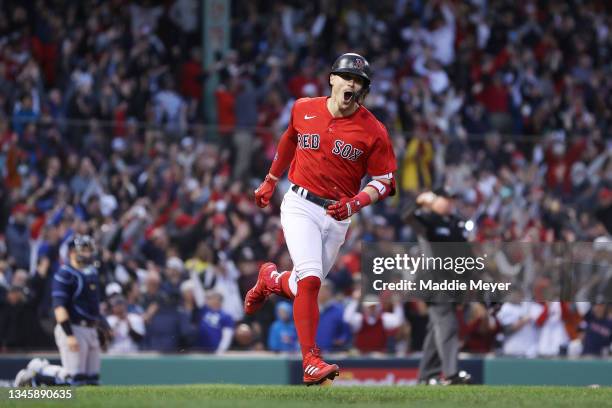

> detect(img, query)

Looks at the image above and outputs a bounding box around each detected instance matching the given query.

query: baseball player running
[245,53,397,385]
[14,235,106,387]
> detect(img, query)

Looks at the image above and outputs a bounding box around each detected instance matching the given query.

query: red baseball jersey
[284,97,397,199]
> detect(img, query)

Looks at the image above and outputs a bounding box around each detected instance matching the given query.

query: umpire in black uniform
[403,187,471,385]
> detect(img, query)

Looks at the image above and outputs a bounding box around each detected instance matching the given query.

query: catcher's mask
[68,234,97,266]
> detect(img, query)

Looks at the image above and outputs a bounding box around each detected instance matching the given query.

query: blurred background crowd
[0,0,611,357]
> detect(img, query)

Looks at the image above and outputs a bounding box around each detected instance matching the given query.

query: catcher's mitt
[96,317,113,352]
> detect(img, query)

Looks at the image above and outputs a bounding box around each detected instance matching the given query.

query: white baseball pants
[280,186,350,296]
[54,324,101,377]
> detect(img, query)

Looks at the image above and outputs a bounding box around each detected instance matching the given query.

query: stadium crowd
[0,0,611,357]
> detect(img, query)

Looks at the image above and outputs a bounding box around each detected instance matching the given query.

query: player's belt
[291,185,337,209]
[73,319,96,328]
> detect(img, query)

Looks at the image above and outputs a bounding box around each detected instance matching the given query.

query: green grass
[2,384,612,408]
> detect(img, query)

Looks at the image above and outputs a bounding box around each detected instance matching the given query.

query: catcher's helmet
[330,53,371,101]
[68,234,97,266]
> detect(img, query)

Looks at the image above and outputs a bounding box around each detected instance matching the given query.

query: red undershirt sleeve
[269,103,298,178]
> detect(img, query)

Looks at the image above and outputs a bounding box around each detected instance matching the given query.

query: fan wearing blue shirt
[316,280,351,352]
[582,303,612,356]
[268,301,298,352]
[197,291,234,353]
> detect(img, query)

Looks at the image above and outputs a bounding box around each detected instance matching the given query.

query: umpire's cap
[330,53,372,88]
[433,186,461,199]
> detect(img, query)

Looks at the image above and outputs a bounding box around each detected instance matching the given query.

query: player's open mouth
[343,91,354,102]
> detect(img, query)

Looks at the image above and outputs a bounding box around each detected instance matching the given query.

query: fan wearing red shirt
[244,53,397,385]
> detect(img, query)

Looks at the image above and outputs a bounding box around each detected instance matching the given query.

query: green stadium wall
[1,355,611,386]
[101,355,289,385]
[483,358,612,386]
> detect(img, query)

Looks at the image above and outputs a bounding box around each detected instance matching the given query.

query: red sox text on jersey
[286,97,396,199]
